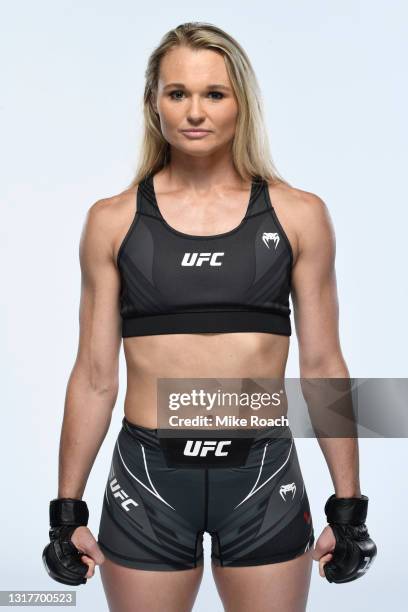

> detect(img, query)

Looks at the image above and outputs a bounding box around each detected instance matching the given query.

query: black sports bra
[117,173,293,337]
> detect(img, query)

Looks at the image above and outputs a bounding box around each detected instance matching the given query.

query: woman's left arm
[290,191,361,497]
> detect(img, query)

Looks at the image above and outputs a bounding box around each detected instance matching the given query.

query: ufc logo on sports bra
[183,440,232,457]
[181,252,224,267]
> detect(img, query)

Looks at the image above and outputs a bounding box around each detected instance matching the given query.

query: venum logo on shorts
[279,482,296,501]
[183,440,232,457]
[109,477,138,512]
[181,252,224,267]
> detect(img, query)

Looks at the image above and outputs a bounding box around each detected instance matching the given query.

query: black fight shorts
[97,417,315,571]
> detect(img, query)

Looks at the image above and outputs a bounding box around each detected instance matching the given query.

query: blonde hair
[127,21,289,188]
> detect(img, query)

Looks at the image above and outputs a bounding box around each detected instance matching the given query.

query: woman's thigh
[211,549,313,612]
[207,433,315,611]
[97,420,207,610]
[100,557,204,612]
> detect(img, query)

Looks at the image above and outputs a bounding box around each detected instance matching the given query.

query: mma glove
[323,494,377,583]
[42,498,90,586]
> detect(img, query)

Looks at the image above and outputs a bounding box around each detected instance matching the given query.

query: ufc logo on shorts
[183,440,232,457]
[181,252,224,267]
[109,477,138,512]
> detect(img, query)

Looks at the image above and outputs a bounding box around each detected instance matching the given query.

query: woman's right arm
[57,198,122,499]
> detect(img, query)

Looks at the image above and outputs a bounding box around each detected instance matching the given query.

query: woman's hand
[311,524,336,578]
[70,526,106,579]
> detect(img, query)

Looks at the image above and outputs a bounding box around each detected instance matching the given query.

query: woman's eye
[168,90,224,101]
[208,91,224,100]
[169,90,185,100]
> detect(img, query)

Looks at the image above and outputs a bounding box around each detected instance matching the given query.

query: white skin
[61,45,358,611]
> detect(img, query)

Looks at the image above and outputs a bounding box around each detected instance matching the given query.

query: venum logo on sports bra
[181,252,224,267]
[262,232,280,249]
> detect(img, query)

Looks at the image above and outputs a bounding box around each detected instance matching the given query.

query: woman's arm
[290,192,360,498]
[58,198,122,499]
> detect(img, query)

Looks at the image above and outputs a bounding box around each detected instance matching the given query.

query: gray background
[1,0,407,610]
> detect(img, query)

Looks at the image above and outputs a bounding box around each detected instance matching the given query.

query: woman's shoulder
[81,187,140,262]
[89,185,138,213]
[265,180,332,262]
[85,185,139,229]
[266,179,330,229]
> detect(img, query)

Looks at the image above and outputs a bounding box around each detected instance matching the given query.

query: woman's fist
[311,524,336,578]
[70,526,105,579]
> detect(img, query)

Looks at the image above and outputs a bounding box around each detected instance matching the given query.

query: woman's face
[153,46,239,158]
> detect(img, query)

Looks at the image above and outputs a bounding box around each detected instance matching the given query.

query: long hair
[127,21,289,188]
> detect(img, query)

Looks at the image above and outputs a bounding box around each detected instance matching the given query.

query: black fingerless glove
[42,498,90,586]
[323,494,377,584]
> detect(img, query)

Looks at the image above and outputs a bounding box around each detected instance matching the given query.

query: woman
[42,22,376,612]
